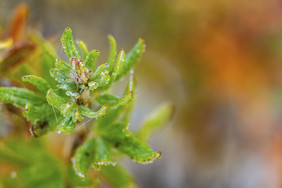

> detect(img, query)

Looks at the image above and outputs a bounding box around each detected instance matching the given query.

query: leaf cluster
[0,23,173,187]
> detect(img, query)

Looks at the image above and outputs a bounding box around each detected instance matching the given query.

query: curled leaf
[78,104,108,119]
[46,89,71,112]
[102,122,161,164]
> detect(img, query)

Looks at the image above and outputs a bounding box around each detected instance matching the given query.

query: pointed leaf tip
[61,27,81,60]
[115,38,145,81]
[22,75,51,95]
[107,35,117,72]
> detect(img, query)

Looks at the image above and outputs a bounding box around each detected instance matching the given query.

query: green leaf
[78,40,89,61]
[96,78,134,130]
[55,58,71,74]
[96,71,110,88]
[93,137,116,170]
[57,116,75,134]
[72,137,115,178]
[30,117,60,137]
[73,109,83,122]
[85,50,100,72]
[72,137,96,178]
[110,91,133,110]
[107,35,117,72]
[50,68,69,84]
[78,104,108,119]
[61,27,81,60]
[23,103,62,137]
[102,122,161,164]
[111,50,125,82]
[58,81,77,92]
[23,103,54,122]
[100,165,135,188]
[125,71,136,93]
[96,94,119,105]
[88,81,98,91]
[22,75,51,95]
[60,102,77,117]
[0,87,46,107]
[116,38,145,80]
[96,106,125,131]
[46,89,71,112]
[40,46,57,88]
[136,103,174,141]
[90,63,108,81]
[68,166,98,187]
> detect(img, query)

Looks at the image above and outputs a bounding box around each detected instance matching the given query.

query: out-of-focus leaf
[61,27,81,60]
[22,75,51,95]
[110,91,133,110]
[107,35,117,72]
[67,166,99,187]
[96,106,125,131]
[96,76,135,130]
[0,138,65,188]
[96,94,119,105]
[85,50,100,72]
[135,103,174,141]
[0,42,38,75]
[8,3,29,42]
[0,38,13,50]
[78,104,108,119]
[0,87,45,107]
[116,39,145,80]
[102,122,161,164]
[72,137,96,178]
[29,33,57,87]
[100,165,135,188]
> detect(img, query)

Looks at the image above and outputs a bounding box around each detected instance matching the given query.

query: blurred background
[1,0,282,187]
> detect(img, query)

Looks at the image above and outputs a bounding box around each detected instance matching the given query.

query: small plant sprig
[0,27,173,184]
